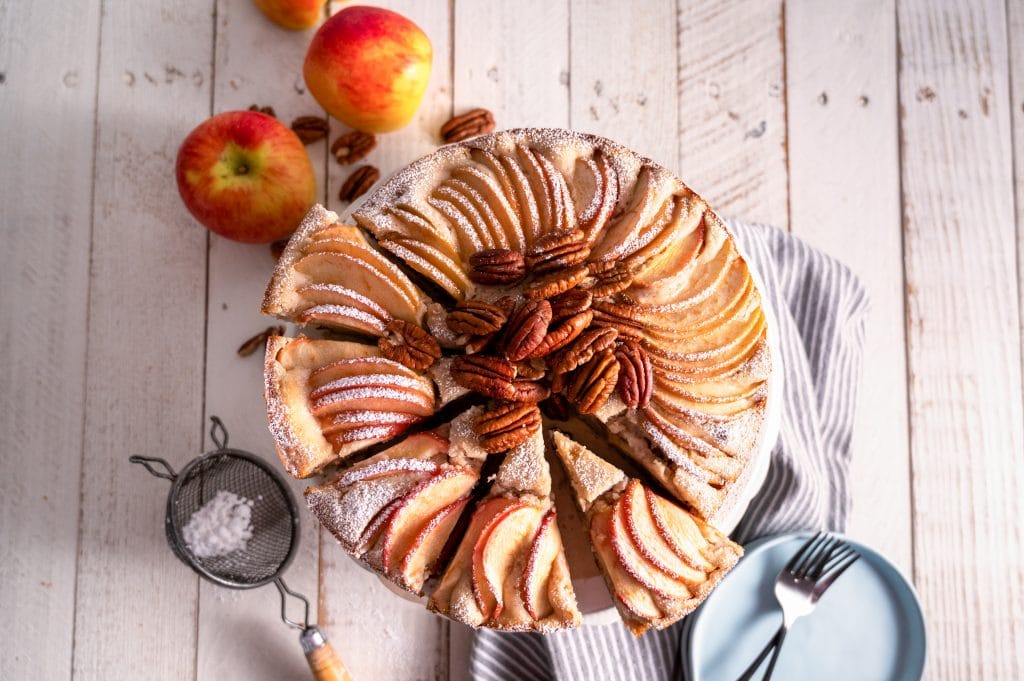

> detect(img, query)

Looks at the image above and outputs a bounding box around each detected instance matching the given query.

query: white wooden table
[2,0,1022,679]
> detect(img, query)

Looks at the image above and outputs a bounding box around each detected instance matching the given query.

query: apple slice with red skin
[320,410,423,438]
[516,145,555,236]
[470,500,543,619]
[310,383,434,418]
[622,480,707,583]
[398,495,471,591]
[357,497,404,555]
[309,357,417,390]
[590,508,663,621]
[309,371,430,401]
[379,234,469,299]
[325,423,412,450]
[334,456,441,489]
[497,152,541,249]
[380,468,479,574]
[298,304,388,336]
[646,489,713,572]
[294,251,419,323]
[520,510,562,620]
[304,238,422,306]
[609,495,692,600]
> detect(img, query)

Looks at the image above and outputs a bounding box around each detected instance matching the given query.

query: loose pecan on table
[237,325,285,357]
[468,249,526,285]
[378,320,441,371]
[501,299,552,361]
[525,263,590,300]
[248,104,276,117]
[615,339,653,409]
[290,116,329,145]
[526,229,591,274]
[440,108,496,144]
[565,348,620,414]
[331,131,376,164]
[474,402,542,454]
[338,165,380,203]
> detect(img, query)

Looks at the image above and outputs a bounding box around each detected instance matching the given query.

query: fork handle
[735,626,784,681]
[761,627,789,681]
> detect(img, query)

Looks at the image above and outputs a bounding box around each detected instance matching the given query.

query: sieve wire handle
[128,455,177,481]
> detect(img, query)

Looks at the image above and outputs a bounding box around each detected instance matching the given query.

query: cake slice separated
[551,431,742,635]
[428,427,582,631]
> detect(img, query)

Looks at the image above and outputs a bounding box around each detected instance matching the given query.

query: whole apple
[304,6,432,133]
[176,111,316,243]
[251,0,323,30]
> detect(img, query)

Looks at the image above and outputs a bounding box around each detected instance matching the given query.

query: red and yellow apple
[304,6,432,133]
[176,111,316,243]
[251,0,323,30]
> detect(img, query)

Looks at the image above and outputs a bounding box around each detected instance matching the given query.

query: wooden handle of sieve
[300,626,353,681]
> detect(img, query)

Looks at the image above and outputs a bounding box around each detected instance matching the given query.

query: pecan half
[248,104,276,117]
[339,165,380,203]
[615,339,653,408]
[474,402,542,454]
[501,299,552,361]
[514,361,546,381]
[591,308,644,341]
[539,394,571,421]
[550,288,593,320]
[378,320,440,371]
[509,380,550,403]
[450,355,517,400]
[237,325,285,357]
[446,299,507,335]
[526,229,590,274]
[331,131,376,164]
[525,263,590,300]
[551,326,619,375]
[565,348,619,414]
[524,310,594,359]
[440,108,496,144]
[583,260,633,298]
[469,249,526,285]
[291,116,329,144]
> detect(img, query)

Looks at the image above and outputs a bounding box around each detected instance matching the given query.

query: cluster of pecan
[447,229,653,455]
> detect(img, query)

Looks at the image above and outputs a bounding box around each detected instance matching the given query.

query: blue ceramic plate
[683,533,925,681]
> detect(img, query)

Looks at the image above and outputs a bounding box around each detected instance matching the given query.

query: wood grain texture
[1010,0,1024,377]
[676,0,789,228]
[0,3,100,679]
[197,1,326,679]
[570,0,679,171]
[897,0,1024,678]
[784,0,913,571]
[319,3,453,679]
[453,0,569,128]
[70,1,214,679]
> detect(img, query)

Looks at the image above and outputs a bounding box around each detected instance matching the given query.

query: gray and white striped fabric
[470,221,870,681]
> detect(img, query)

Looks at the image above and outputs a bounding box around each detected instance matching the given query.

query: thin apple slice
[297,304,388,336]
[377,430,450,460]
[380,467,479,574]
[579,150,619,242]
[297,283,392,319]
[590,508,663,621]
[646,488,714,573]
[471,502,543,618]
[306,471,423,552]
[627,237,733,308]
[516,144,555,236]
[320,410,423,437]
[622,480,707,583]
[357,497,404,555]
[608,493,692,600]
[310,382,434,417]
[590,165,657,261]
[386,203,453,246]
[294,251,420,323]
[532,150,575,236]
[325,423,414,450]
[398,495,471,592]
[379,233,470,299]
[334,457,441,489]
[309,357,418,390]
[498,152,541,249]
[520,510,562,620]
[445,177,509,250]
[309,371,431,401]
[451,165,524,252]
[429,185,492,253]
[303,237,422,306]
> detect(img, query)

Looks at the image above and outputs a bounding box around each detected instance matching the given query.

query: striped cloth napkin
[470,221,870,681]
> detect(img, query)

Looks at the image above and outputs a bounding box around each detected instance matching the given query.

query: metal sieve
[131,416,351,681]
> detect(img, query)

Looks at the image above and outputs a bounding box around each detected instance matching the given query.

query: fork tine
[819,545,855,574]
[793,533,835,578]
[784,531,824,573]
[806,536,846,579]
[814,551,861,595]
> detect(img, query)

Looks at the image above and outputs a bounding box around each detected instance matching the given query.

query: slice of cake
[428,428,581,631]
[264,336,437,478]
[306,409,487,595]
[551,431,742,635]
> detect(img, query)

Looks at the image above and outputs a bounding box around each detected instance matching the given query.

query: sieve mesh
[166,450,298,587]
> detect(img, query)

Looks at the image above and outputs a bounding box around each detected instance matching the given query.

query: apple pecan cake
[262,129,770,633]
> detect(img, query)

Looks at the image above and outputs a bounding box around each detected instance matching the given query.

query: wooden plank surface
[70,1,214,679]
[897,0,1024,678]
[676,0,789,228]
[317,3,455,679]
[784,0,913,570]
[196,1,325,679]
[570,0,679,171]
[0,3,100,679]
[1011,0,1024,365]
